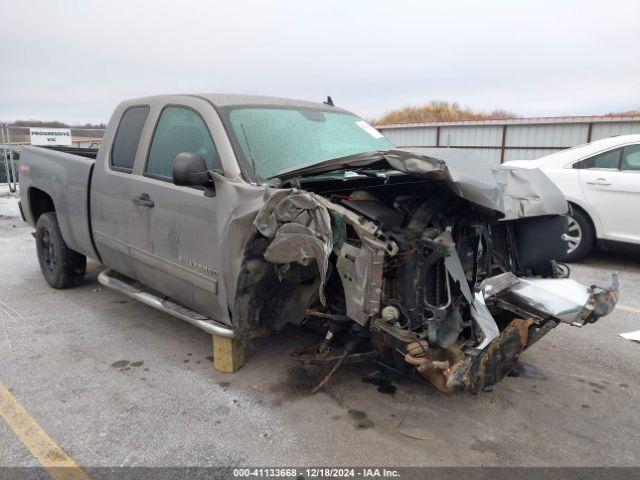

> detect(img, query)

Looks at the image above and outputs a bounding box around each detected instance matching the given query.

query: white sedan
[504,134,640,262]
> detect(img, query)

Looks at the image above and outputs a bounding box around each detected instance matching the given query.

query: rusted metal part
[500,124,507,163]
[291,334,377,367]
[405,341,454,389]
[412,345,466,392]
[447,318,534,393]
[526,318,559,347]
[312,353,348,393]
[512,317,533,349]
[372,317,428,343]
[304,309,349,321]
[582,275,620,324]
[291,349,377,366]
[410,318,535,393]
[492,297,545,324]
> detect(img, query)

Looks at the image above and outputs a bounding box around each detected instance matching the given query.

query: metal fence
[4,116,640,186]
[1,123,19,191]
[0,123,105,188]
[376,115,640,166]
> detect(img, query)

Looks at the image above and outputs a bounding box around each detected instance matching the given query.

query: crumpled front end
[236,150,619,393]
[401,273,619,393]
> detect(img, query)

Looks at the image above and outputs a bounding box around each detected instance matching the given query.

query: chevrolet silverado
[18,94,619,392]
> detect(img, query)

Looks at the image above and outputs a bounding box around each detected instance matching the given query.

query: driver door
[128,102,225,321]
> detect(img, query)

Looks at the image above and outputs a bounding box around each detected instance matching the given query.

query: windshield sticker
[355,120,384,139]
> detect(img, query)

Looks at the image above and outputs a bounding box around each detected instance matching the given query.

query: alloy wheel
[564,216,583,254]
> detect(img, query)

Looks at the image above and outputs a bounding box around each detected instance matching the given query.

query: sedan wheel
[559,209,594,263]
[564,216,583,254]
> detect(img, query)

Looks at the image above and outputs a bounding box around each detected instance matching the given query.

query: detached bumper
[486,272,619,327]
[409,273,619,393]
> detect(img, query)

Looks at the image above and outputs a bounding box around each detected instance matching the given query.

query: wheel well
[29,188,55,223]
[568,202,596,240]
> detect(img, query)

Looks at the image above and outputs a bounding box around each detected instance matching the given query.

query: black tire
[559,208,594,263]
[35,212,86,288]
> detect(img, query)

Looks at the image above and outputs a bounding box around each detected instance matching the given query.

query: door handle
[586,178,611,186]
[131,193,154,208]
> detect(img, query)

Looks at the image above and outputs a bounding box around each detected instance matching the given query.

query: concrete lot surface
[1,193,639,468]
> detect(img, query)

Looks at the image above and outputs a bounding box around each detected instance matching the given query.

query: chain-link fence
[1,150,19,184]
[1,123,19,190]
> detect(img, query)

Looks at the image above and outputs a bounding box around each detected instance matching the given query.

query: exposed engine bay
[234,149,619,393]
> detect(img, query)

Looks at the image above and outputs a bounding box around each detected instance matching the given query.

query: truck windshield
[226,107,394,180]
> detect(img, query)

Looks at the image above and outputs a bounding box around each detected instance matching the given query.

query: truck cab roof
[118,93,350,113]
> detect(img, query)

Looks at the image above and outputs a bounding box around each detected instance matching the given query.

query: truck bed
[19,145,99,260]
[40,145,99,159]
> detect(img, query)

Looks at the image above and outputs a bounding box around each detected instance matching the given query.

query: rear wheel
[35,212,86,288]
[560,209,594,262]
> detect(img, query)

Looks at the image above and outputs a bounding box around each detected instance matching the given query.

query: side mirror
[173,153,215,196]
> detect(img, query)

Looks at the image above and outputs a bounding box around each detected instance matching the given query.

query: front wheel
[35,212,86,288]
[559,209,594,263]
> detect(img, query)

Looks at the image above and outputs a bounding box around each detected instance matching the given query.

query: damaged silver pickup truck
[19,94,618,392]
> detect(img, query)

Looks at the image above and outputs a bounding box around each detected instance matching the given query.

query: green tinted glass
[228,108,394,179]
[147,107,219,179]
[579,148,621,169]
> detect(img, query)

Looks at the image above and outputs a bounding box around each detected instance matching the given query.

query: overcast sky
[1,0,638,124]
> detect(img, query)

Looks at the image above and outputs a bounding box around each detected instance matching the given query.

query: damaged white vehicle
[19,94,618,393]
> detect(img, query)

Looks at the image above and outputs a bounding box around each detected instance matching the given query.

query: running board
[97,269,236,338]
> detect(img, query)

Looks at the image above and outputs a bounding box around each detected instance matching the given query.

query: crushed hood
[394,148,569,220]
[278,148,568,220]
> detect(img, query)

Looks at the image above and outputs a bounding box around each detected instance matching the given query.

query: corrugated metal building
[376,115,640,166]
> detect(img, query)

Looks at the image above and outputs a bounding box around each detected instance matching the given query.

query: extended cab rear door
[91,104,151,280]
